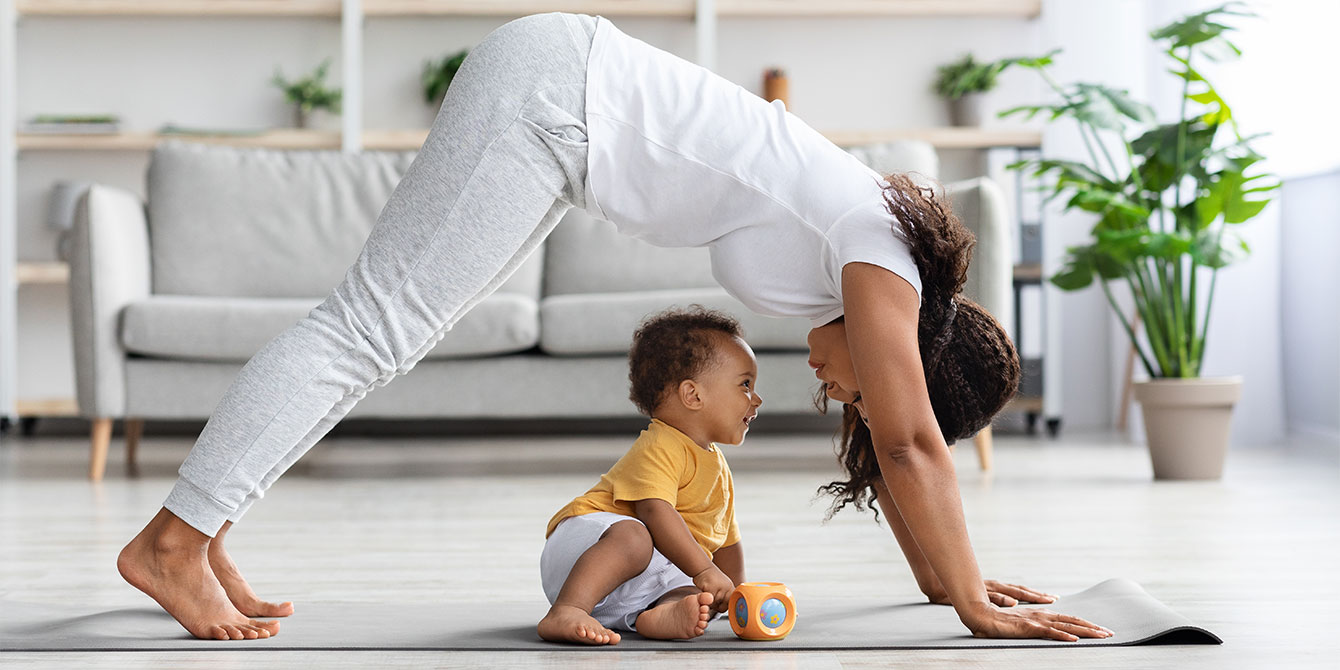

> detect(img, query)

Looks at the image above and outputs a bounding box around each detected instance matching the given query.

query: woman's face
[806,319,868,420]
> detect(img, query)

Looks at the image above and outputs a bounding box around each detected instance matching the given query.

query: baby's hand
[692,565,735,613]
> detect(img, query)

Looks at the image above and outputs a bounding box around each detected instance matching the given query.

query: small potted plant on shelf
[422,48,470,110]
[1003,2,1275,480]
[933,53,1002,126]
[272,58,342,129]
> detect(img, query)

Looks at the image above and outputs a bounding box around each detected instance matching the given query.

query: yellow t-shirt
[545,419,741,558]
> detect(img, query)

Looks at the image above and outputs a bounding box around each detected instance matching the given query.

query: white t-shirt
[583,17,922,328]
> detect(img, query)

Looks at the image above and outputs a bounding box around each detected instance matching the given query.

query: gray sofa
[69,140,1012,480]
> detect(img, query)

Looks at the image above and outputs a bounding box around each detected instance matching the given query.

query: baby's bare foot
[537,605,621,645]
[634,591,713,640]
[118,524,279,641]
[208,541,294,618]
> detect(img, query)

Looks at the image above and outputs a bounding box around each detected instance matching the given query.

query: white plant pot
[947,93,986,127]
[1133,376,1242,480]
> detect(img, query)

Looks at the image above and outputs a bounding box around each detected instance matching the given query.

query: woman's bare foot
[634,591,713,640]
[117,508,279,641]
[537,604,622,645]
[209,522,294,618]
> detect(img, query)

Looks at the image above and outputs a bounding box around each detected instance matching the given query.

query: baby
[536,306,763,645]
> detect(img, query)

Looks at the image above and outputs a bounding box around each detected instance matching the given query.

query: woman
[117,13,1110,642]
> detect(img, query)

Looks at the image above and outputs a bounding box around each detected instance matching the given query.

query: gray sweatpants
[164,13,598,536]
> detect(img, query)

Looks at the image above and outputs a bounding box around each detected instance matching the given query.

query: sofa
[69,140,1012,480]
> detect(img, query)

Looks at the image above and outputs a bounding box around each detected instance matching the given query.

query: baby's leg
[537,520,654,645]
[633,587,714,640]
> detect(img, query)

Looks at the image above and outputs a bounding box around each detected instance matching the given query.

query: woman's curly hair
[628,306,744,416]
[817,173,1020,521]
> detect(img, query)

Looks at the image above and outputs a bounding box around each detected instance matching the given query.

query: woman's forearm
[873,482,947,600]
[875,439,989,624]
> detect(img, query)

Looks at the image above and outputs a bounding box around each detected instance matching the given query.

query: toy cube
[728,582,796,640]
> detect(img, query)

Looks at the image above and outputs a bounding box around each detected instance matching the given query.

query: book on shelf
[23,114,121,134]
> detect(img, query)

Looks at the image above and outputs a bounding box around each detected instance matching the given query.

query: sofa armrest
[69,185,151,418]
[946,177,1015,340]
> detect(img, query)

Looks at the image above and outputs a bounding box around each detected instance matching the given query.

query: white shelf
[19,0,1040,18]
[18,130,343,151]
[16,261,67,285]
[18,127,1039,151]
[18,1,342,16]
[366,1,695,17]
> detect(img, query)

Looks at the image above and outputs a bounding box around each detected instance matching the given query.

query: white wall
[12,10,1044,413]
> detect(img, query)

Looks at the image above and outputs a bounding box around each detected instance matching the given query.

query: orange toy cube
[728,582,797,640]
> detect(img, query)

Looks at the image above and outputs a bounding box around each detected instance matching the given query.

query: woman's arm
[841,262,1107,641]
[712,542,746,586]
[633,498,735,610]
[875,481,1057,607]
[872,481,947,601]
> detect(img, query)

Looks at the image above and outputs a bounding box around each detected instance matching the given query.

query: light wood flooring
[1,427,1337,669]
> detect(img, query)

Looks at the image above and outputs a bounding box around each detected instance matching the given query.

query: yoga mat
[0,578,1219,651]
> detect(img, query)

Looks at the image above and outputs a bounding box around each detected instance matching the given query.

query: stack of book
[24,114,121,134]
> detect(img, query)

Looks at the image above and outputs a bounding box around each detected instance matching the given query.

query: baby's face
[696,335,762,447]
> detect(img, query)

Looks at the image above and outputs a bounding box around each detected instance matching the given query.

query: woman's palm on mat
[966,602,1114,642]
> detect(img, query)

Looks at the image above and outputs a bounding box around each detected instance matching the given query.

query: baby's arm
[712,542,745,587]
[634,498,735,611]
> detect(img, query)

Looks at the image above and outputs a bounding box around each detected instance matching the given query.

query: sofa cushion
[121,293,539,362]
[146,141,543,300]
[544,208,719,296]
[540,288,811,356]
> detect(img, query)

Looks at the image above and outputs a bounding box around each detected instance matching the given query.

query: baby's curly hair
[628,306,744,416]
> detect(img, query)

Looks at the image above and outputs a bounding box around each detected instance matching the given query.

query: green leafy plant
[422,49,470,105]
[933,53,1001,99]
[271,59,342,117]
[1003,2,1277,379]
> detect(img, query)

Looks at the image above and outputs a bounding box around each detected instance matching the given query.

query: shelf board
[366,1,696,17]
[19,128,1038,151]
[17,130,342,151]
[365,127,1040,151]
[16,262,69,285]
[1013,263,1044,282]
[17,1,342,17]
[1004,394,1044,413]
[15,397,80,417]
[717,0,1040,18]
[19,1,1041,18]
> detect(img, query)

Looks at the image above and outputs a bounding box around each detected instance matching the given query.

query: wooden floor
[1,427,1336,669]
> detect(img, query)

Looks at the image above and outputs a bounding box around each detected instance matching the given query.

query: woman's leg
[118,12,599,640]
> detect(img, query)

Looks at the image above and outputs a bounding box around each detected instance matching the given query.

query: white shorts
[540,512,696,631]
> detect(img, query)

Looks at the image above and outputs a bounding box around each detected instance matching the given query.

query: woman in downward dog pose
[117,12,1111,642]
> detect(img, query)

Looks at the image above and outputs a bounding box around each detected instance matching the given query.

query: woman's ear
[677,379,704,410]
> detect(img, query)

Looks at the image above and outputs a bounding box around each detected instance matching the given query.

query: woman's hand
[962,602,1113,642]
[692,565,736,613]
[928,580,1058,607]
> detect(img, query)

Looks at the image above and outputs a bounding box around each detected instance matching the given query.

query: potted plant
[1003,3,1276,480]
[422,49,470,110]
[933,53,1004,126]
[272,58,342,129]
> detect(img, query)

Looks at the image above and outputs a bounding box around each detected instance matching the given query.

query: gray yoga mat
[0,578,1219,651]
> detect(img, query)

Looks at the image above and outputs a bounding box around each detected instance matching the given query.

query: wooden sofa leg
[125,418,144,469]
[90,418,112,481]
[973,426,994,472]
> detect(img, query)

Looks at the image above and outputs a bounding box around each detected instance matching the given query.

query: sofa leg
[973,426,993,472]
[90,418,113,481]
[125,418,144,469]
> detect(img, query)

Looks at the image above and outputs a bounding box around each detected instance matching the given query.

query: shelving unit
[1,0,1049,428]
[16,127,1040,152]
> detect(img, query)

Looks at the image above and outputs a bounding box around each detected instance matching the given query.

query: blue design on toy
[734,596,749,627]
[759,597,787,628]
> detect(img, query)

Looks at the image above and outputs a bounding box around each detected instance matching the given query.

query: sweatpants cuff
[162,477,236,538]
